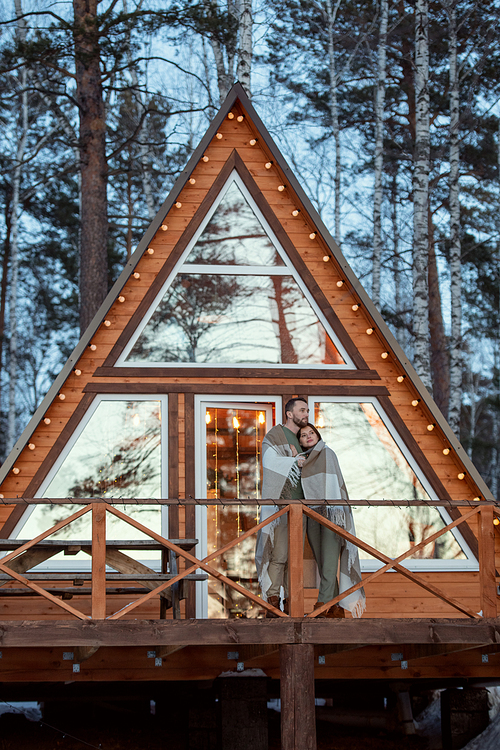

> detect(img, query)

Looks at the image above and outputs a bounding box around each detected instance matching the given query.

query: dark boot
[265,595,281,618]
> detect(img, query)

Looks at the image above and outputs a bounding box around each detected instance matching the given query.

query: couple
[255,397,365,618]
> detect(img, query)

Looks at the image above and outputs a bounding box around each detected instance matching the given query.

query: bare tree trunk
[236,0,252,95]
[390,171,405,348]
[428,213,449,415]
[73,0,108,335]
[445,0,462,434]
[8,0,29,451]
[372,0,388,308]
[412,0,432,389]
[326,0,343,246]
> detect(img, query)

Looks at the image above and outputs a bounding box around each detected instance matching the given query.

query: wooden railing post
[288,503,304,617]
[92,503,107,619]
[478,505,497,618]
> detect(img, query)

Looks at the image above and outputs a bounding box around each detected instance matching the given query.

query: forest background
[0,0,499,494]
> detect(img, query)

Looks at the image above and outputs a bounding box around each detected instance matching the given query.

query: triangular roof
[0,83,493,542]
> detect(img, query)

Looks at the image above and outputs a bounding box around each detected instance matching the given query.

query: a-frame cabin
[0,84,499,749]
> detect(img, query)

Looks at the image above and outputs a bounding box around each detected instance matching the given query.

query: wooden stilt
[91,503,107,619]
[280,644,316,750]
[478,505,497,618]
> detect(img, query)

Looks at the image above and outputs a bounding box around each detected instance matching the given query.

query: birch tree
[412,0,432,389]
[372,0,388,307]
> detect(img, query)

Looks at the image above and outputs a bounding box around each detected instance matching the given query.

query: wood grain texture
[93,367,382,380]
[91,504,107,619]
[288,504,304,617]
[280,644,317,750]
[479,505,497,617]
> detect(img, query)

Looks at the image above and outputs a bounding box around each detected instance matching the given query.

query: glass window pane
[127,274,345,365]
[18,400,162,545]
[314,402,465,561]
[185,182,284,266]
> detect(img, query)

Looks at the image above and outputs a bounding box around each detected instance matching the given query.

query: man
[255,397,309,615]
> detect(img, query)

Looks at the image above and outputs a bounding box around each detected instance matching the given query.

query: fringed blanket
[255,427,365,618]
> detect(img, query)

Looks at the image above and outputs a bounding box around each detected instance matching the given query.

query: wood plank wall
[0,99,496,620]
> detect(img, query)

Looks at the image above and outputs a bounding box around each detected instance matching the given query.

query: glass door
[195,397,278,618]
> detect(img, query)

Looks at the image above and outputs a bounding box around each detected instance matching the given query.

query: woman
[297,422,365,619]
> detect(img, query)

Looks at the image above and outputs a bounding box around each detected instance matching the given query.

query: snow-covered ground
[0,701,41,722]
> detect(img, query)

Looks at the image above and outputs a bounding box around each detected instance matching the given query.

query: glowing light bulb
[494,518,499,525]
[427,424,435,431]
[397,375,405,382]
[265,162,272,169]
[352,303,360,311]
[249,139,257,146]
[366,328,374,335]
[90,343,97,351]
[258,412,265,424]
[133,272,140,279]
[12,467,20,475]
[104,320,111,327]
[28,443,35,450]
[322,256,329,262]
[278,185,285,192]
[458,472,466,480]
[175,201,182,208]
[336,280,344,287]
[74,369,82,376]
[443,448,450,455]
[161,224,168,231]
[147,247,154,254]
[58,393,65,401]
[474,497,481,502]
[202,155,209,162]
[291,209,300,216]
[411,399,420,407]
[118,296,125,303]
[316,414,325,429]
[206,412,212,424]
[233,416,240,429]
[189,178,196,185]
[133,414,141,427]
[237,115,244,122]
[228,112,235,119]
[309,232,317,239]
[216,132,223,139]
[44,417,51,425]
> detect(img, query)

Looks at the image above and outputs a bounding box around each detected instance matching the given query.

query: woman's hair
[297,422,322,445]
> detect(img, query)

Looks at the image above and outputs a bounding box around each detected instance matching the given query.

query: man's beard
[292,415,308,428]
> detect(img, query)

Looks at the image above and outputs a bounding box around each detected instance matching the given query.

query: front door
[195,396,279,618]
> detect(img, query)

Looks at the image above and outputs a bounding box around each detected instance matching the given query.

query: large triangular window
[118,174,353,368]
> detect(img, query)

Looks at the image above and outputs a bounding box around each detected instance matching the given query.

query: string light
[237,115,244,122]
[44,417,51,425]
[104,320,111,327]
[228,112,235,119]
[147,247,154,254]
[28,443,35,450]
[309,232,317,239]
[336,280,344,287]
[411,399,420,407]
[474,497,482,502]
[161,224,168,231]
[189,178,196,185]
[278,185,285,192]
[12,467,20,475]
[322,256,329,262]
[58,393,66,401]
[366,327,374,335]
[175,201,182,208]
[233,416,240,429]
[381,352,389,359]
[443,447,450,455]
[258,412,265,424]
[133,272,140,279]
[352,303,360,311]
[494,518,500,526]
[206,412,212,424]
[249,138,257,146]
[74,369,82,376]
[316,413,325,429]
[132,414,141,427]
[458,472,466,480]
[118,296,125,303]
[397,374,405,382]
[202,155,209,162]
[216,133,223,139]
[89,343,97,351]
[265,161,272,169]
[291,209,300,216]
[427,424,435,431]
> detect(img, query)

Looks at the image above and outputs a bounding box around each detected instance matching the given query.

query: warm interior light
[206,412,212,424]
[131,413,141,427]
[427,424,435,431]
[381,352,389,359]
[147,247,154,254]
[118,296,125,303]
[202,155,209,162]
[397,375,405,382]
[366,328,374,335]
[175,201,182,208]
[316,414,325,429]
[44,417,51,425]
[443,447,450,455]
[161,224,168,231]
[28,443,35,450]
[216,133,223,139]
[228,112,235,119]
[189,178,196,185]
[336,280,344,287]
[411,399,420,407]
[258,412,265,425]
[458,472,466,480]
[232,416,240,429]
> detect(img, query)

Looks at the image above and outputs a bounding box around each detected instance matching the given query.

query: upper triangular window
[118,173,353,368]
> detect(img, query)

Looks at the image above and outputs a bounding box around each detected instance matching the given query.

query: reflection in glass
[206,406,272,619]
[19,400,162,544]
[314,402,465,561]
[127,274,344,365]
[185,182,284,266]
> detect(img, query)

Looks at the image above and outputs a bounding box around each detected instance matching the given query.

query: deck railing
[0,498,498,620]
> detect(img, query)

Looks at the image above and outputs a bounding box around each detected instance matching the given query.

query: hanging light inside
[132,414,141,427]
[206,412,212,424]
[258,412,265,424]
[233,416,240,429]
[316,414,325,429]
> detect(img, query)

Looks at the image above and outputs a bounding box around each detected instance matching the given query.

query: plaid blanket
[255,427,365,617]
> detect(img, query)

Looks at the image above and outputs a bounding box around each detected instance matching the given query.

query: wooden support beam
[288,504,304,617]
[2,547,59,576]
[156,645,186,659]
[280,644,316,750]
[73,645,100,663]
[91,504,106,620]
[479,505,497,618]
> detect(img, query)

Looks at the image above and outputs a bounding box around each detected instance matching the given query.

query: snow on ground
[0,701,41,721]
